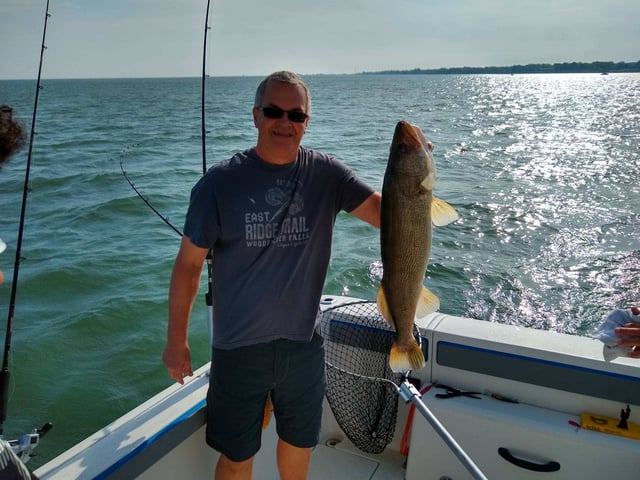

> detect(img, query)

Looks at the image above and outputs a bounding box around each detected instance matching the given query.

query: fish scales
[377,121,458,372]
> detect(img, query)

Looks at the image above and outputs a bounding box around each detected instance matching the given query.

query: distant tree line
[363,61,640,75]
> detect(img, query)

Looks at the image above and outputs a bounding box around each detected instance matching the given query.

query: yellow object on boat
[581,412,640,440]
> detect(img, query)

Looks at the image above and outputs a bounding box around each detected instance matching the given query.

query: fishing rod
[201,0,215,347]
[120,162,183,237]
[123,0,213,228]
[201,0,212,176]
[1,0,54,452]
[121,0,215,343]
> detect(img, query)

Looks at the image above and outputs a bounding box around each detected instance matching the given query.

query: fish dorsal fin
[377,284,396,329]
[420,172,436,191]
[416,285,440,318]
[431,197,459,226]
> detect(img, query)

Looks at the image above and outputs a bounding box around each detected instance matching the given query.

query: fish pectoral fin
[420,172,437,191]
[390,339,426,373]
[431,197,459,227]
[377,284,396,329]
[416,285,440,318]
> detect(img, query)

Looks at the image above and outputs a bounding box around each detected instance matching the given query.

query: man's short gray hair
[254,71,311,115]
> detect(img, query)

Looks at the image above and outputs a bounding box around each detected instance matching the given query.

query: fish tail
[389,339,425,373]
[262,393,273,430]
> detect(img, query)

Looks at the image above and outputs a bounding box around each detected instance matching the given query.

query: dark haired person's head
[0,106,25,169]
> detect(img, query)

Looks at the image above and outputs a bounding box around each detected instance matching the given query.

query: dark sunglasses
[259,106,308,123]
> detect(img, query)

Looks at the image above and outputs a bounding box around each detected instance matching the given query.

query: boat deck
[138,422,408,480]
[253,430,407,480]
[309,442,406,480]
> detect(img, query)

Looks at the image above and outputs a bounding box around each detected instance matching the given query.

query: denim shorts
[206,332,326,462]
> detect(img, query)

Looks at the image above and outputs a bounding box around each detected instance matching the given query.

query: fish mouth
[392,121,424,151]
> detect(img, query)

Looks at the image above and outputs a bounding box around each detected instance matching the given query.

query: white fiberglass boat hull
[35,296,640,479]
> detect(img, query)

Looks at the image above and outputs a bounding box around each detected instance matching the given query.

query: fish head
[387,121,436,191]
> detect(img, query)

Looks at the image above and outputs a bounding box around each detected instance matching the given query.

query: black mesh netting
[318,300,419,454]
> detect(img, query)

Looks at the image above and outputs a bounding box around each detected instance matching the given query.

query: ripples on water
[0,73,638,465]
[445,75,639,333]
[316,73,639,335]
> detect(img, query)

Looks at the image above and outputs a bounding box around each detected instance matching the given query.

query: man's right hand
[162,342,193,384]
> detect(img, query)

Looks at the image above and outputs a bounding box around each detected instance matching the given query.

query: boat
[31,295,640,479]
[6,3,638,478]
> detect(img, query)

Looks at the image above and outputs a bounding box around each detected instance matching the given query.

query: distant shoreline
[2,61,639,81]
[363,60,640,75]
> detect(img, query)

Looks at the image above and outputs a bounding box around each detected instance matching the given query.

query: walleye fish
[377,121,458,372]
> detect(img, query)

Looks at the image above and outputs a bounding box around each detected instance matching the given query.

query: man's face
[253,81,309,164]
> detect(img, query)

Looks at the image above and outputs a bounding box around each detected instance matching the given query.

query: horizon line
[1,59,638,82]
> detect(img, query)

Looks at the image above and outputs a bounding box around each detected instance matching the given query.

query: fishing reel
[4,422,53,464]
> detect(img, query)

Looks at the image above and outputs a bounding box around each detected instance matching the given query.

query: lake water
[0,72,639,466]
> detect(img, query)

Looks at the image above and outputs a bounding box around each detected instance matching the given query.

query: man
[162,71,381,480]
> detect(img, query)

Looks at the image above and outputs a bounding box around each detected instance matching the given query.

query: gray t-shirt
[184,147,374,349]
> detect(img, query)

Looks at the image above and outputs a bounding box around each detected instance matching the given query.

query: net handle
[398,381,489,480]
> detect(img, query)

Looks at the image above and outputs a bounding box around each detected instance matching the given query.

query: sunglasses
[259,106,308,123]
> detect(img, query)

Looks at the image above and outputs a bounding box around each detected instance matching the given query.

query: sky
[1,0,639,80]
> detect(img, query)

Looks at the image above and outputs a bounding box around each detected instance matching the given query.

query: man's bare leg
[277,439,312,480]
[215,454,253,480]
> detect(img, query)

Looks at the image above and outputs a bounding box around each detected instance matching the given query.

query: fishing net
[319,300,421,454]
